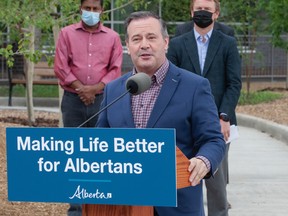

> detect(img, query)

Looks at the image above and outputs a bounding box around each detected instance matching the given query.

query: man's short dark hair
[124,11,168,41]
[81,0,103,7]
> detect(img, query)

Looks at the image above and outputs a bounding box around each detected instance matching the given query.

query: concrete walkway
[0,97,59,112]
[227,126,288,216]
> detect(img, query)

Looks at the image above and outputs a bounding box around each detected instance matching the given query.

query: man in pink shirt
[54,0,122,215]
[54,0,123,129]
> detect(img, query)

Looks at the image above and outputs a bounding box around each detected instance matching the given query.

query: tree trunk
[286,50,288,90]
[53,25,62,127]
[26,25,36,126]
[52,8,63,128]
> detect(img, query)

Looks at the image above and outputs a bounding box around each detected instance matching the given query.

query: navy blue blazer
[167,30,242,125]
[97,62,226,215]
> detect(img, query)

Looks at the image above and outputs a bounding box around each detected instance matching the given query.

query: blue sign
[6,127,177,207]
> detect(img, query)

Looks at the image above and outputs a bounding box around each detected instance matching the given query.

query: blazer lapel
[183,33,202,76]
[203,30,222,76]
[146,67,180,128]
[120,74,135,127]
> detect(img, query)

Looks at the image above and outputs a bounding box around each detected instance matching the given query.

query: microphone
[126,72,152,95]
[77,72,151,127]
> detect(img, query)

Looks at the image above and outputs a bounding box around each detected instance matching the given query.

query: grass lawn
[0,84,59,98]
[238,90,283,105]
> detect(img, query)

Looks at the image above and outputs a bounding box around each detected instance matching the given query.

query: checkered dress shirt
[131,60,169,128]
[131,59,211,171]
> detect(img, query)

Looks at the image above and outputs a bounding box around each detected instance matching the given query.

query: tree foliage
[220,0,287,50]
[221,0,288,89]
[162,0,190,22]
[265,0,288,51]
[1,0,288,62]
[0,0,149,64]
[0,0,149,125]
[0,0,287,94]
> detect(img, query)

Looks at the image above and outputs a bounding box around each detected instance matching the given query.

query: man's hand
[188,158,209,186]
[220,120,230,142]
[76,82,105,106]
[76,86,96,106]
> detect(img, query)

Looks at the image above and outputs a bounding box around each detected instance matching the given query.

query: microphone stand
[77,88,131,128]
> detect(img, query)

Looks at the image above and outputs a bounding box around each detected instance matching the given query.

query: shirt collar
[193,28,213,41]
[75,21,107,33]
[132,59,169,85]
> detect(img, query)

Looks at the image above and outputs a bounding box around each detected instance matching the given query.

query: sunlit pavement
[227,126,288,216]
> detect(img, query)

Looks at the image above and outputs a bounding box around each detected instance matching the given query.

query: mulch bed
[0,111,67,216]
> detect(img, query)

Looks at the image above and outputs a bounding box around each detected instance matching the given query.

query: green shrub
[238,91,283,105]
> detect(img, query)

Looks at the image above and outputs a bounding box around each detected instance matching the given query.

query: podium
[6,127,187,214]
[82,147,190,216]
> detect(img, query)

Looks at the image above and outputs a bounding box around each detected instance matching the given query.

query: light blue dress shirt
[194,29,213,74]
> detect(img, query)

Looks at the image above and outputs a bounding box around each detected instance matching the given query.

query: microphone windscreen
[126,73,152,95]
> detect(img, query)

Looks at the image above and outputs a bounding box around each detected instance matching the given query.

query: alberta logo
[69,185,112,200]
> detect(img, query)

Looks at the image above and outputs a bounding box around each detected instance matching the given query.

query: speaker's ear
[125,42,130,55]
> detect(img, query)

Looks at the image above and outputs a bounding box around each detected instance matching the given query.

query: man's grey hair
[124,11,169,41]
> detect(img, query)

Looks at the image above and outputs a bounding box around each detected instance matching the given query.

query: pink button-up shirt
[54,22,123,93]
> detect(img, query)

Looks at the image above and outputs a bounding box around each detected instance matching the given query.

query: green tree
[0,0,147,126]
[161,0,190,36]
[264,0,288,88]
[0,0,64,125]
[220,0,267,94]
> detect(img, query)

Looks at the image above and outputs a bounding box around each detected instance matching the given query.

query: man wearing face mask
[167,0,242,216]
[174,10,234,38]
[54,0,122,215]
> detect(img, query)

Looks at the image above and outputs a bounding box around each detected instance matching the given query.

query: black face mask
[193,10,213,28]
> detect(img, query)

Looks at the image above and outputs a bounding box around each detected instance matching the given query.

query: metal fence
[0,34,287,83]
[238,35,287,81]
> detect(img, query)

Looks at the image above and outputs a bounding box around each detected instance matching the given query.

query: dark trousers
[61,90,103,127]
[62,91,103,216]
[205,143,230,216]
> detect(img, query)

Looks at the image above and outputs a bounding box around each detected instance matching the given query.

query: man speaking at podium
[96,11,226,216]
